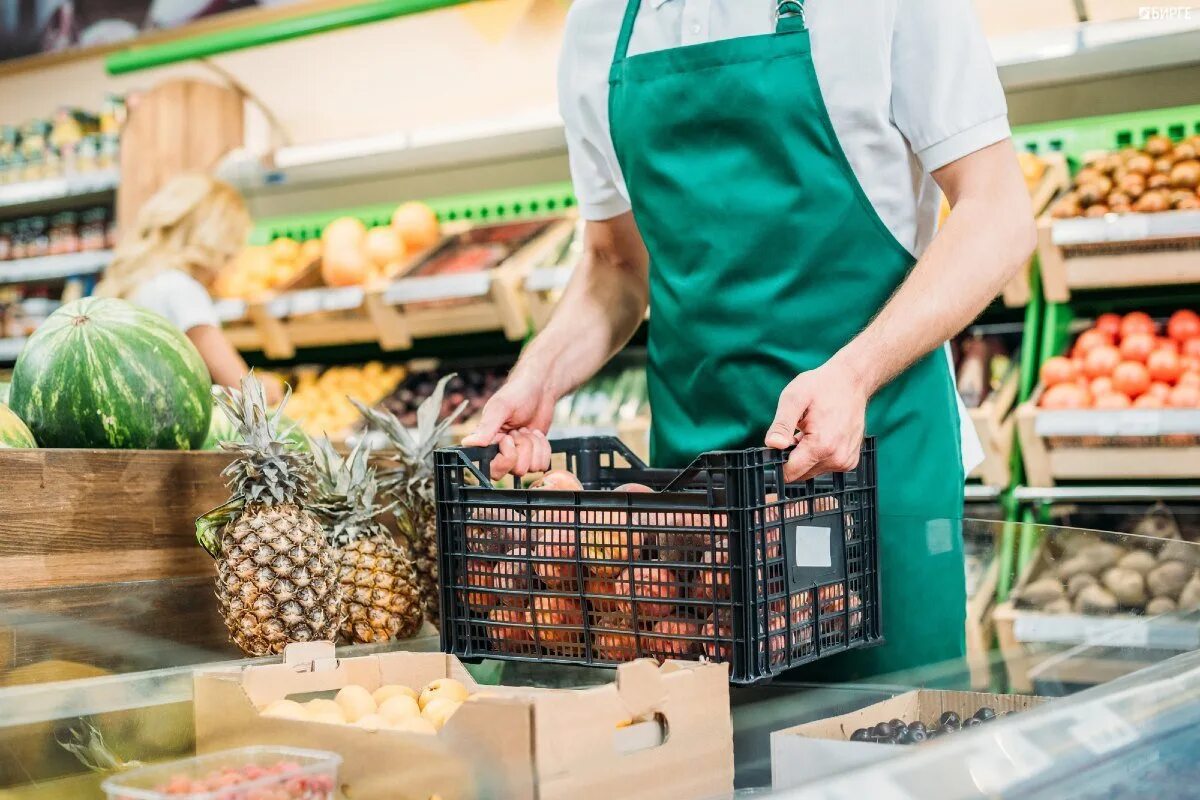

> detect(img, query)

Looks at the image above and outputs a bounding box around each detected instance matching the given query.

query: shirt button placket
[680,0,709,44]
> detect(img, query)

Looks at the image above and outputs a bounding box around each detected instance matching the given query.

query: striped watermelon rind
[9,297,212,450]
[0,402,35,448]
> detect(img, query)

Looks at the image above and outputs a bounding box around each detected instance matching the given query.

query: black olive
[974,707,997,722]
[938,711,960,728]
[872,722,894,738]
[889,718,906,729]
[908,721,927,734]
[964,717,983,728]
[884,735,902,745]
[906,728,927,744]
[850,728,871,742]
[926,729,941,740]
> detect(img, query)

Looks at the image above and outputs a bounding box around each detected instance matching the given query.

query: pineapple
[197,375,342,657]
[352,374,466,622]
[312,439,424,643]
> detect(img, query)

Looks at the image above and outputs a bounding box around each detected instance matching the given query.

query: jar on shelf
[80,207,109,251]
[75,134,99,173]
[26,217,50,259]
[22,150,45,182]
[97,134,119,171]
[10,220,29,261]
[48,212,79,255]
[0,222,13,261]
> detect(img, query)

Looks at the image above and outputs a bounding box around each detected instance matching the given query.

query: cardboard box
[195,642,733,800]
[770,689,1047,789]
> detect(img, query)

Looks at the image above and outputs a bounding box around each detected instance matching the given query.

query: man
[463,0,1036,676]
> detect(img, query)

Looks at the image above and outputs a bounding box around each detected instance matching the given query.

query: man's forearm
[833,146,1037,397]
[513,218,649,399]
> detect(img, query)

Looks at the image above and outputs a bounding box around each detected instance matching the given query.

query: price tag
[266,296,293,319]
[1068,705,1138,755]
[321,286,364,311]
[287,291,322,317]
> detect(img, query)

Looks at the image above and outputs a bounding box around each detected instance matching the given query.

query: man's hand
[766,359,868,482]
[460,371,556,479]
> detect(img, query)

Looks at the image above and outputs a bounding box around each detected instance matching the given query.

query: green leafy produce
[8,298,211,449]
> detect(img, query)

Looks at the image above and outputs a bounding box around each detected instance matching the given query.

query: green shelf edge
[250,181,577,243]
[106,0,472,75]
[1012,103,1200,163]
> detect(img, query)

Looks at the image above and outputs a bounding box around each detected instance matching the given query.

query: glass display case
[0,518,1197,798]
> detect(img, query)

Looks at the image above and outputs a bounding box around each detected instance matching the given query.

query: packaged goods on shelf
[438,436,880,684]
[1039,132,1200,300]
[953,331,1019,487]
[771,689,1048,788]
[0,207,112,263]
[0,98,124,187]
[194,642,733,800]
[1019,309,1200,484]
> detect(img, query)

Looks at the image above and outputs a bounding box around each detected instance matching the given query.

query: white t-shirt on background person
[558,0,1004,472]
[130,269,220,334]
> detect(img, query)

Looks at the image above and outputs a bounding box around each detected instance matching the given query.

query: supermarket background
[3,0,1200,797]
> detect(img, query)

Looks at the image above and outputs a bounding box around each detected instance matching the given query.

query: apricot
[529,595,584,644]
[701,613,733,661]
[463,559,496,610]
[644,618,700,662]
[693,547,731,601]
[532,541,580,591]
[488,606,532,653]
[492,549,534,606]
[580,526,644,578]
[530,470,584,491]
[614,566,680,618]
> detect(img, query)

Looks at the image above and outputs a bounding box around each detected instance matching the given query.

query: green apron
[608,0,966,677]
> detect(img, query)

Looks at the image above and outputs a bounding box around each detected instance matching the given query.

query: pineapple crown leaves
[310,437,398,545]
[212,372,315,508]
[350,372,468,485]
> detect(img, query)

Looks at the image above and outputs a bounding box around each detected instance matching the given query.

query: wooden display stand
[1016,389,1200,486]
[1002,154,1071,307]
[0,450,232,590]
[966,368,1019,488]
[965,557,1000,691]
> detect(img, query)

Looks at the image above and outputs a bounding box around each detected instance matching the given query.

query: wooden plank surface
[0,450,232,590]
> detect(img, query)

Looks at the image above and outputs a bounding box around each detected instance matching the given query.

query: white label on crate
[321,286,364,311]
[288,291,322,317]
[1083,618,1150,649]
[793,526,832,568]
[1068,705,1139,755]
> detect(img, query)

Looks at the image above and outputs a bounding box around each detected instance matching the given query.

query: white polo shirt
[558,0,1008,472]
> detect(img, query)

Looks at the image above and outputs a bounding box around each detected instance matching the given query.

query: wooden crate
[965,556,1000,691]
[966,367,1019,488]
[1037,210,1200,303]
[0,450,232,591]
[1016,390,1200,486]
[1002,154,1071,307]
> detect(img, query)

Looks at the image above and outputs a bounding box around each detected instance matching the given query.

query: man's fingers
[462,397,512,447]
[490,434,517,480]
[511,429,534,476]
[765,381,812,449]
[531,429,552,473]
[783,436,822,483]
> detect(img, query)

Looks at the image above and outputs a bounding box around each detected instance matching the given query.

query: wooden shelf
[1002,153,1070,307]
[967,367,1021,488]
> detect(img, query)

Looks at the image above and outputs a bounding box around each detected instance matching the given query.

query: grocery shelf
[1014,485,1200,502]
[965,484,1004,501]
[0,337,25,362]
[0,249,112,286]
[222,108,566,194]
[0,169,119,216]
[995,17,1200,90]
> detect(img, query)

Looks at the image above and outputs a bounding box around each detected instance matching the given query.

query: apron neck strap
[613,0,807,66]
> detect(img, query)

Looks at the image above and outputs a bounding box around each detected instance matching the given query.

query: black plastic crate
[435,436,880,684]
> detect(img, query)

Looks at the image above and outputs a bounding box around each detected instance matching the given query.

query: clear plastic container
[101,746,341,800]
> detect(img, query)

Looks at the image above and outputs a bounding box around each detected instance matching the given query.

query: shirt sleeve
[891,0,1012,173]
[133,271,220,333]
[557,2,633,221]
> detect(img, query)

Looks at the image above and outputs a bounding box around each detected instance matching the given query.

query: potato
[1074,584,1118,614]
[1043,598,1072,614]
[1147,561,1192,600]
[1067,573,1098,599]
[1056,556,1094,581]
[1158,539,1200,568]
[1132,506,1181,540]
[1117,549,1156,575]
[1179,572,1200,612]
[1101,567,1147,607]
[1146,596,1177,615]
[1077,542,1124,572]
[1015,577,1066,608]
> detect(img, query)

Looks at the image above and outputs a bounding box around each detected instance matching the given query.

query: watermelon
[203,407,311,452]
[9,297,212,449]
[0,402,35,448]
[0,382,9,404]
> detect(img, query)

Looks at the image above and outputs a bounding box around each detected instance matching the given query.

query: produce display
[0,400,35,448]
[0,207,113,262]
[198,376,342,657]
[376,362,508,430]
[406,219,548,282]
[287,362,407,439]
[257,678,475,734]
[8,298,212,449]
[951,333,1013,409]
[312,440,424,644]
[213,237,321,299]
[1013,518,1200,616]
[848,707,1006,744]
[0,99,124,185]
[102,747,337,800]
[1049,135,1200,218]
[1038,309,1200,409]
[355,375,468,622]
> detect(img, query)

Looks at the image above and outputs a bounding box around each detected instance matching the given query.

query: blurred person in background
[96,173,281,403]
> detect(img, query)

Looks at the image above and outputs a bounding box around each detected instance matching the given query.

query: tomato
[1134,393,1164,409]
[1157,337,1180,354]
[1094,392,1131,409]
[1182,338,1200,359]
[1182,356,1200,375]
[1089,376,1114,396]
[1118,332,1157,363]
[1120,311,1157,339]
[1178,371,1200,389]
[1167,310,1200,343]
[1112,361,1151,398]
[1041,383,1090,410]
[1083,345,1122,379]
[1040,356,1078,387]
[1147,349,1183,384]
[1167,384,1200,408]
[1148,381,1173,399]
[1074,328,1114,356]
[1094,313,1122,338]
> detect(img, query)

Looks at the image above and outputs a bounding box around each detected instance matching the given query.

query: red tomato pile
[1039,310,1200,409]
